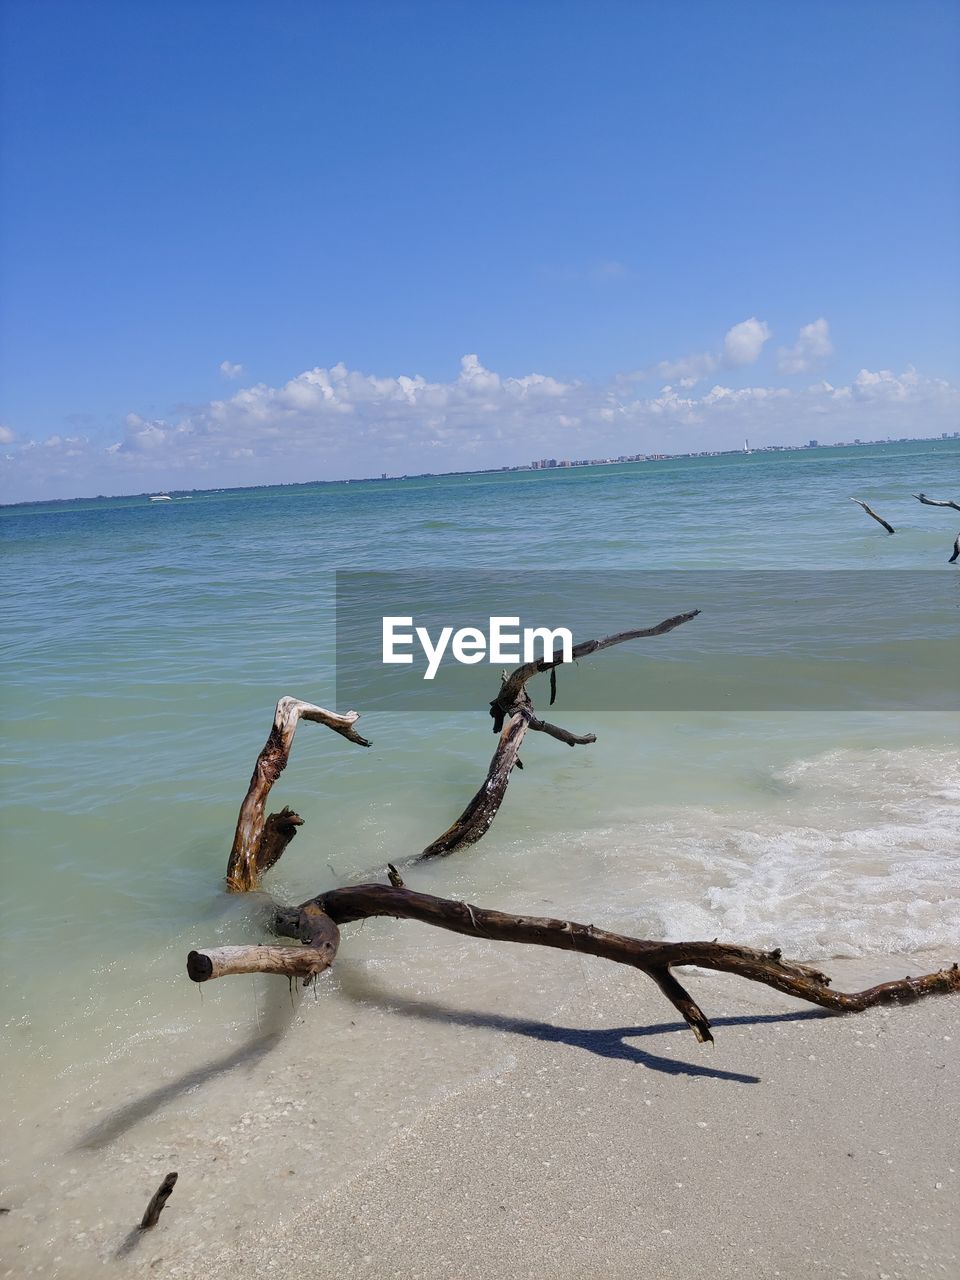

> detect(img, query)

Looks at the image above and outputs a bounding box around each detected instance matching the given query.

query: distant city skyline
[1,1,958,502]
[6,430,958,508]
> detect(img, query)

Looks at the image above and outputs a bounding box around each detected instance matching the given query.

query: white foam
[487,746,960,961]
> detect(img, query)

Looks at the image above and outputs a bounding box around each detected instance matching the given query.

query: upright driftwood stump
[226,697,370,892]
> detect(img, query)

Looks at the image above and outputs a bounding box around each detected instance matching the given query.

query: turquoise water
[1,440,959,1275]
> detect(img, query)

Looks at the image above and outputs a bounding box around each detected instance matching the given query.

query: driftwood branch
[492,611,701,721]
[913,492,960,512]
[419,694,531,859]
[226,696,370,893]
[139,1172,177,1230]
[950,533,959,564]
[188,881,960,1045]
[527,715,597,746]
[188,901,339,984]
[850,497,895,534]
[419,610,699,860]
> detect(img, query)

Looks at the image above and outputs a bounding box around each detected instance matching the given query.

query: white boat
[149,494,173,502]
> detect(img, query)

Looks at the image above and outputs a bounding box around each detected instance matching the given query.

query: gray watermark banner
[334,570,959,712]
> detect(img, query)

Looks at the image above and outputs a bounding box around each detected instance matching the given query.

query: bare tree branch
[493,610,701,720]
[188,881,960,1045]
[419,610,700,860]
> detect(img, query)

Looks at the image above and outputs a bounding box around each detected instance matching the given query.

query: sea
[1,439,958,1276]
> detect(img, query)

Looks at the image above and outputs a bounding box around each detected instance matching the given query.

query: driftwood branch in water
[850,497,895,535]
[913,492,960,512]
[187,881,960,1045]
[187,901,339,984]
[226,696,370,893]
[950,532,959,564]
[139,1172,177,1230]
[418,610,700,860]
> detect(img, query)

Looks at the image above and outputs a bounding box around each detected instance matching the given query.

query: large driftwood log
[188,879,960,1045]
[850,497,895,534]
[226,697,370,892]
[418,610,700,859]
[913,492,960,512]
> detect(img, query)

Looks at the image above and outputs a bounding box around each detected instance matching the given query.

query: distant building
[808,439,818,448]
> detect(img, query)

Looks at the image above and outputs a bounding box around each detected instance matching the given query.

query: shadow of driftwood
[336,967,832,1085]
[72,982,297,1152]
[114,1226,146,1260]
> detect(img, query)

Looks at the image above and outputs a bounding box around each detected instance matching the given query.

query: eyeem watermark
[336,570,958,711]
[383,616,573,680]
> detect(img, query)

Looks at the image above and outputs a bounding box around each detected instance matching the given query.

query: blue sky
[1,0,958,501]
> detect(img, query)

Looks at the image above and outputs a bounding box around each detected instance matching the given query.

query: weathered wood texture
[188,901,340,984]
[418,610,700,859]
[226,697,370,892]
[187,881,960,1045]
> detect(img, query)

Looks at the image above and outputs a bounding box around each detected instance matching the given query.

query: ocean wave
[497,746,960,961]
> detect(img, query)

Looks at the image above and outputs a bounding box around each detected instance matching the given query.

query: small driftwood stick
[527,715,597,746]
[226,697,370,892]
[188,881,960,1045]
[850,497,895,534]
[913,493,960,512]
[139,1172,177,1231]
[949,532,959,564]
[418,610,699,860]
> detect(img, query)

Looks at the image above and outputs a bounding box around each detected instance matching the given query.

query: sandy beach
[194,961,958,1280]
[7,955,943,1280]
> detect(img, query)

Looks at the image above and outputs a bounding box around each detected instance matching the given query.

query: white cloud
[634,316,771,387]
[777,318,833,374]
[851,366,922,400]
[2,354,957,503]
[0,424,15,444]
[722,317,771,367]
[219,360,244,378]
[653,352,720,383]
